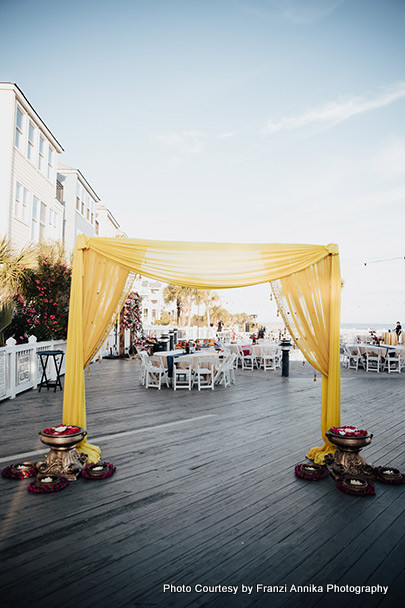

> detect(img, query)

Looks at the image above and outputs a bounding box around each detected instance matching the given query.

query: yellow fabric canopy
[63,236,341,464]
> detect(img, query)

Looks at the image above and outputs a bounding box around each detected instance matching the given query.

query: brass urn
[36,427,88,481]
[325,429,374,479]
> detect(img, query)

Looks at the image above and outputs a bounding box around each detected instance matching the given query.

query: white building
[0,82,64,248]
[133,278,176,326]
[56,163,100,255]
[95,204,126,238]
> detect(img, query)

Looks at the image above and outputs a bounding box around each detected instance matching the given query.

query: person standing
[394,321,402,343]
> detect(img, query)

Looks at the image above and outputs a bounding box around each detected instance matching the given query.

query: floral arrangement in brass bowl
[81,462,116,480]
[374,466,405,485]
[39,425,87,449]
[336,476,375,497]
[329,425,368,437]
[295,463,328,481]
[27,473,69,494]
[42,425,81,436]
[2,462,37,479]
[326,426,372,451]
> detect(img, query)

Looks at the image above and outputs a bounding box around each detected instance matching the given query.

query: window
[76,197,80,211]
[47,146,54,180]
[22,187,29,222]
[56,180,64,203]
[31,196,40,241]
[27,122,35,161]
[38,135,45,172]
[14,182,21,216]
[15,106,24,149]
[50,209,57,228]
[91,213,94,224]
[95,220,99,235]
[86,208,90,221]
[143,309,148,318]
[81,201,84,215]
[14,182,29,222]
[39,202,46,240]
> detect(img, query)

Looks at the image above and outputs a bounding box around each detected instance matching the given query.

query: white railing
[0,336,67,401]
[144,325,217,340]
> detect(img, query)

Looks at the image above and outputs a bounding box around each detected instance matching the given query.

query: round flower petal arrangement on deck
[81,462,116,480]
[336,477,376,497]
[294,463,328,481]
[27,474,69,494]
[374,467,405,485]
[2,462,37,479]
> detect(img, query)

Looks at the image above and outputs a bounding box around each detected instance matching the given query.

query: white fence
[143,325,216,341]
[0,336,67,402]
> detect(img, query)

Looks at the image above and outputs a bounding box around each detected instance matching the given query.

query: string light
[363,256,405,266]
[313,372,317,382]
[87,367,91,377]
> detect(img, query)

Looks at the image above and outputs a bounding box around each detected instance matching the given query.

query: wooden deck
[1,359,404,608]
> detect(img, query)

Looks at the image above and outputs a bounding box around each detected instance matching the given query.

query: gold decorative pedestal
[36,428,88,482]
[325,430,374,480]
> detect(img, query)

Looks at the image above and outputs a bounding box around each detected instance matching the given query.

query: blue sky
[1,0,405,324]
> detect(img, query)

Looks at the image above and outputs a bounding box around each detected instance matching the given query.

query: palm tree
[163,284,194,326]
[34,240,68,266]
[0,236,33,345]
[195,289,219,328]
[209,305,231,327]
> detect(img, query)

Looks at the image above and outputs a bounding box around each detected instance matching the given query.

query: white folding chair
[274,347,282,369]
[384,351,401,374]
[227,353,237,384]
[365,350,382,373]
[138,350,149,385]
[239,346,257,370]
[261,346,277,371]
[214,353,236,388]
[173,357,193,390]
[347,346,364,371]
[193,357,215,390]
[145,356,170,389]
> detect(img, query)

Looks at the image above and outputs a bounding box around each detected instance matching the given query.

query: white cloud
[218,130,238,139]
[151,130,207,160]
[236,0,345,24]
[262,82,405,135]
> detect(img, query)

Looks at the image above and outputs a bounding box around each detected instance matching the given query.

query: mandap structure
[63,236,341,464]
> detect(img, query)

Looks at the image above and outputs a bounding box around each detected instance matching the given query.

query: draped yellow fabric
[62,236,341,463]
[63,237,130,462]
[271,249,341,463]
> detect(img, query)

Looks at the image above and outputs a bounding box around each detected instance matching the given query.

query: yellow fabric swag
[63,236,341,464]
